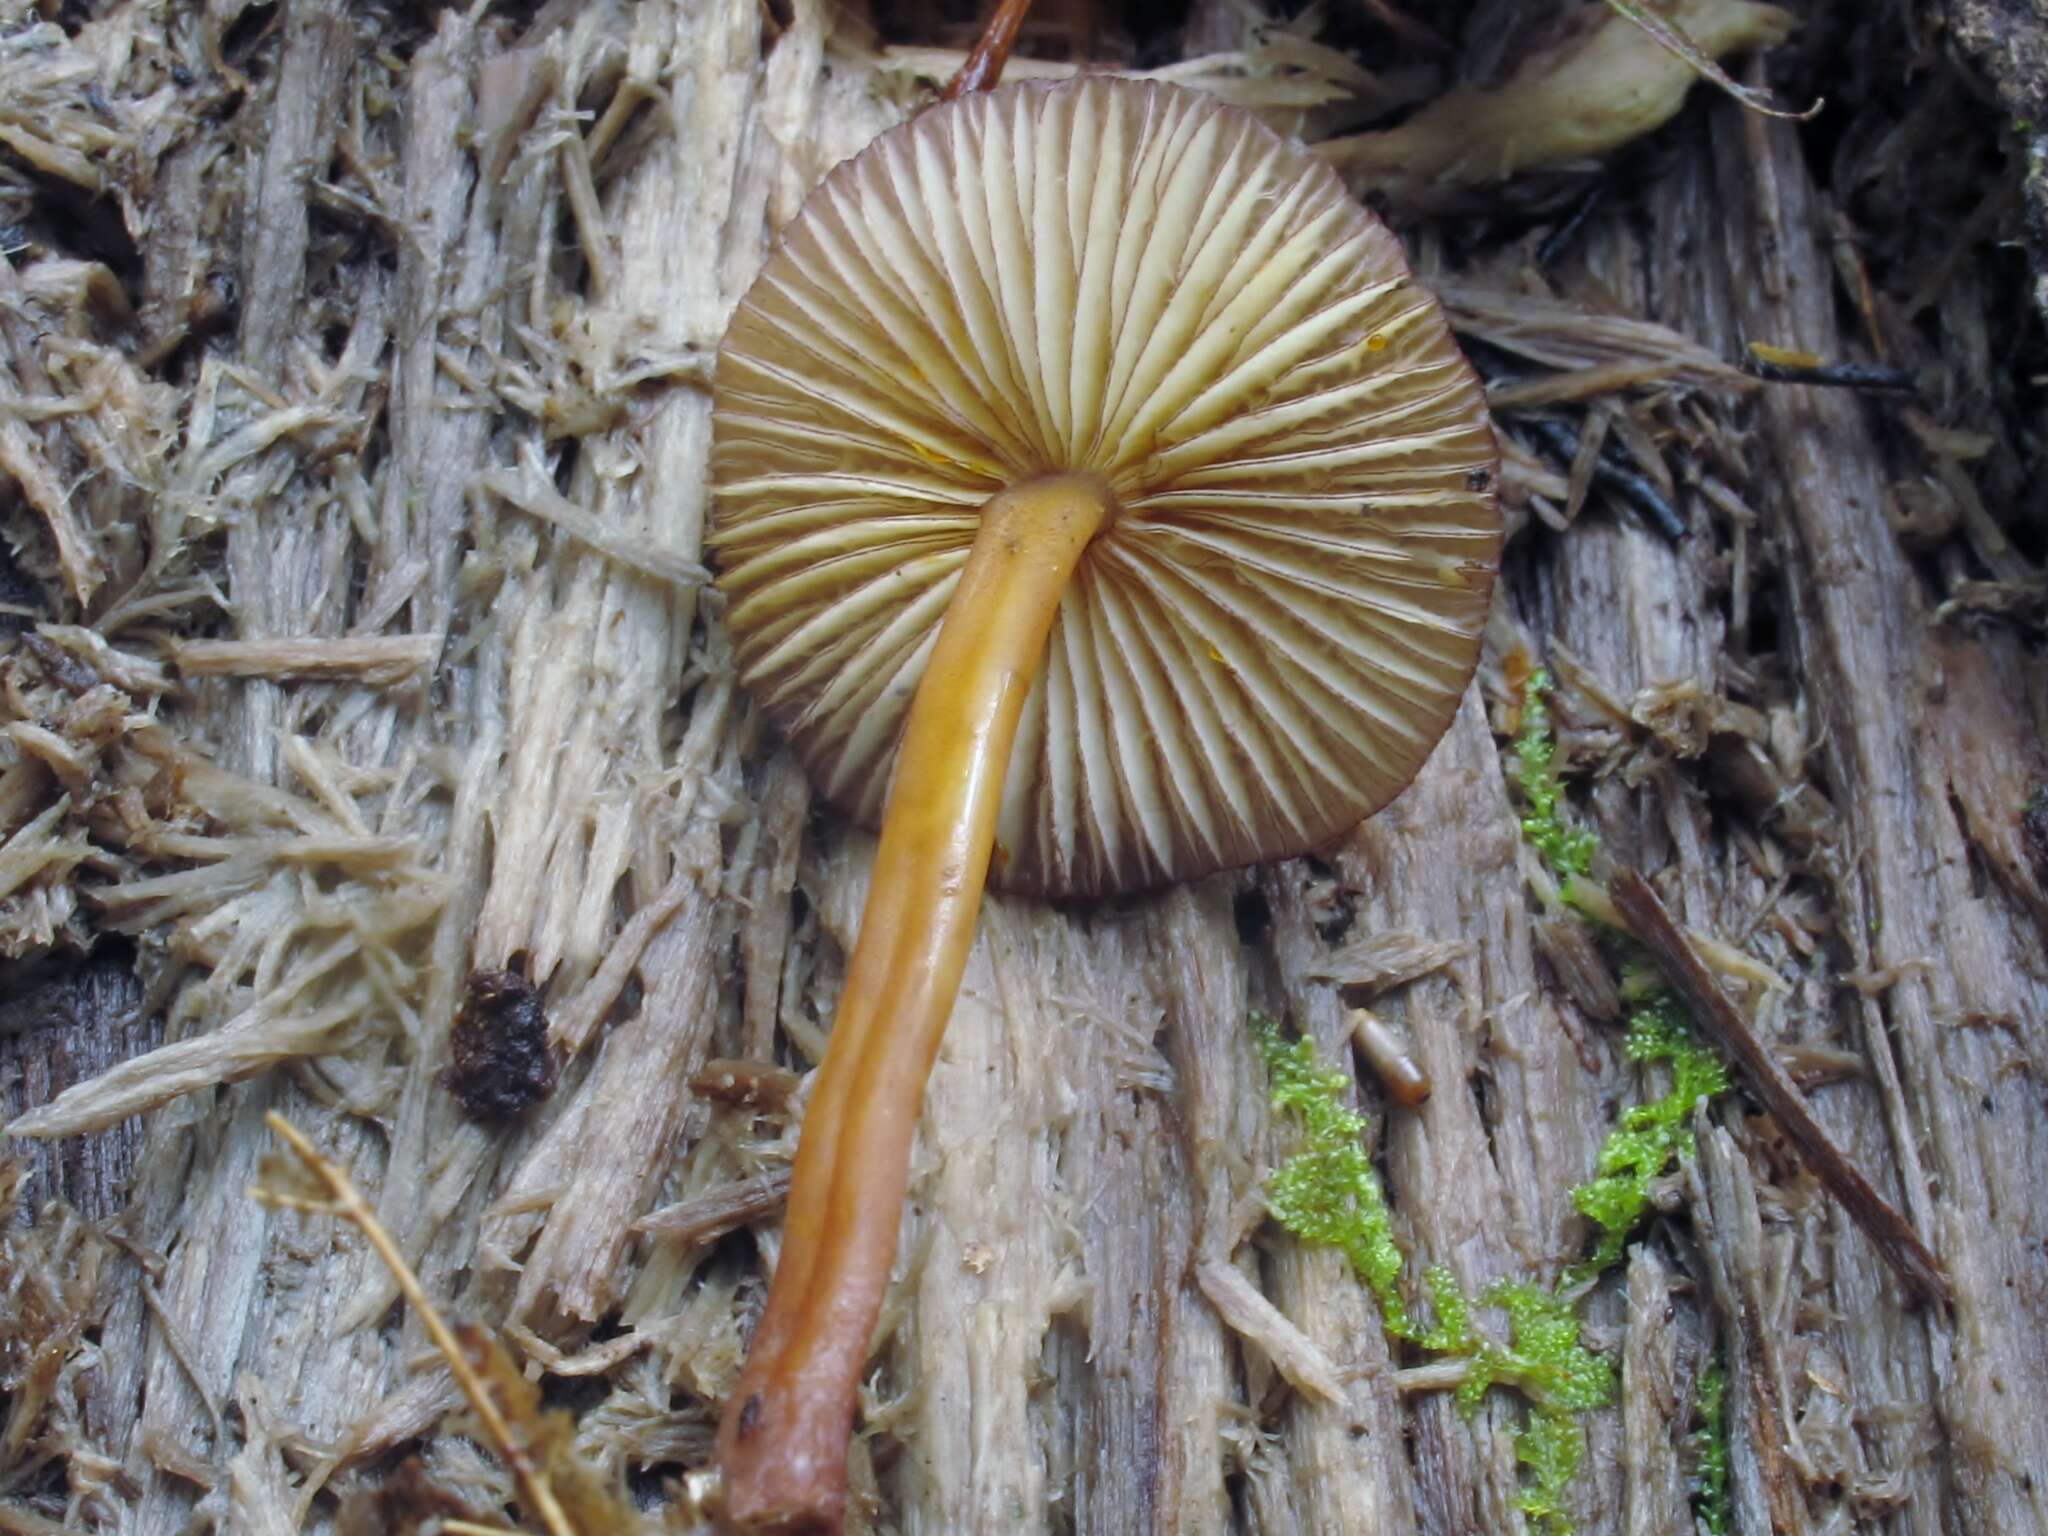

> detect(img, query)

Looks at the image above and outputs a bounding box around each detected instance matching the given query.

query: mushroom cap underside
[711,76,1501,899]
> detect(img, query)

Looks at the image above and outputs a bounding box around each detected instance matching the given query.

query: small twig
[1520,415,1687,543]
[941,0,1034,100]
[251,1113,580,1536]
[1536,181,1607,269]
[476,460,710,596]
[139,1277,226,1450]
[1195,1257,1346,1403]
[1602,0,1819,121]
[1462,341,1686,543]
[1607,871,1953,1309]
[550,864,696,1054]
[1742,346,1918,395]
[168,634,442,687]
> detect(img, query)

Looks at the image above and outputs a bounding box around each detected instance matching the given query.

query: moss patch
[1252,1015,1612,1533]
[1249,669,1742,1531]
[1690,1360,1732,1534]
[1512,673,1598,882]
[1254,1015,1414,1330]
[1567,993,1731,1279]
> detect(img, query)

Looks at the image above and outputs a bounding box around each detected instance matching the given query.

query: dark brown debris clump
[444,967,558,1124]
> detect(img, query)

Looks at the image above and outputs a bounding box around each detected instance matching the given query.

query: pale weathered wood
[0,3,2043,1535]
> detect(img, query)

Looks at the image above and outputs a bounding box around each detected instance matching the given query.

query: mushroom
[709,76,1500,1531]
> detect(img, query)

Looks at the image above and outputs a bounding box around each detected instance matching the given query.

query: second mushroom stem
[717,472,1113,1527]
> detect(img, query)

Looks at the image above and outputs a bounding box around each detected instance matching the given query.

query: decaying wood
[1692,1125,1806,1536]
[1619,1247,1701,1536]
[0,1,2043,1534]
[636,1170,793,1249]
[1945,0,2048,316]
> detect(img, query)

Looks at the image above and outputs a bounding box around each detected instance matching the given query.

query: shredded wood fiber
[0,0,2044,1533]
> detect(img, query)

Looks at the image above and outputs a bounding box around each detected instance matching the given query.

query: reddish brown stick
[941,0,1035,99]
[1608,867,1952,1309]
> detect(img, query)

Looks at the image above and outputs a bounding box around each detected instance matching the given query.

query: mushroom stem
[717,471,1113,1533]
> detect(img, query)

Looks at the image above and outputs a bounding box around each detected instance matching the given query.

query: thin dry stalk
[248,1112,578,1536]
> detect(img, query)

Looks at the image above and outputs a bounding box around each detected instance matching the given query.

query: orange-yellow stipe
[717,473,1112,1534]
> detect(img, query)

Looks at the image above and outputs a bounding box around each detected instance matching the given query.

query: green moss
[1508,1404,1586,1533]
[1462,1283,1615,1533]
[1513,670,1598,882]
[1514,670,1731,1279]
[1567,996,1731,1276]
[1248,669,1745,1531]
[1253,1017,1610,1531]
[1252,1013,1415,1334]
[1416,1263,1474,1354]
[1689,1360,1732,1535]
[1465,1283,1614,1415]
